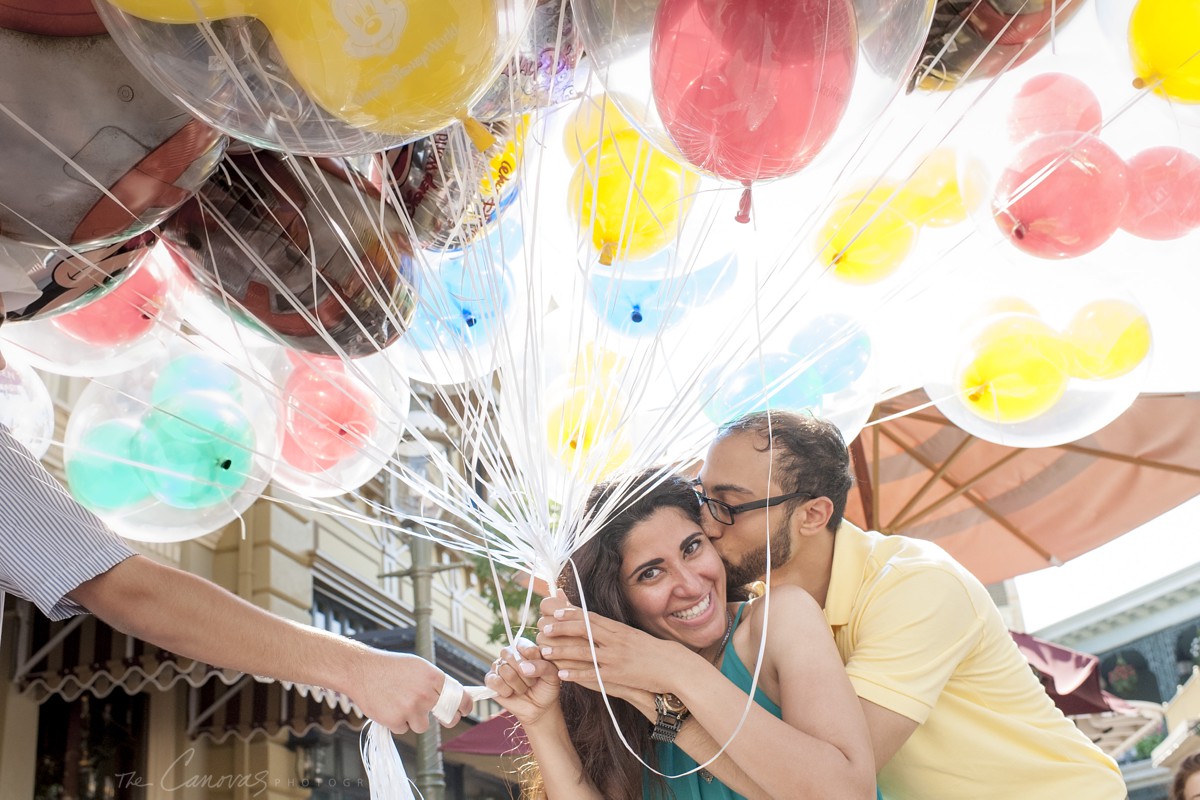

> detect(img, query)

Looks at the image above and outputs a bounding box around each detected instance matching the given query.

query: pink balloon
[650,0,857,186]
[1007,73,1103,144]
[52,260,168,345]
[1121,146,1200,241]
[992,131,1128,259]
[282,364,377,467]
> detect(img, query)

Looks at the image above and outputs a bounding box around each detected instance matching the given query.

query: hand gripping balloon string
[433,674,496,726]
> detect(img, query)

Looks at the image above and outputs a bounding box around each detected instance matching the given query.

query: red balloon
[650,0,857,185]
[1007,73,1103,144]
[282,365,377,468]
[992,131,1128,259]
[1121,146,1200,241]
[52,260,168,345]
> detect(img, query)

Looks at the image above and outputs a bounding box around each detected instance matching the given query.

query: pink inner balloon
[52,261,167,346]
[650,0,858,184]
[1121,146,1200,241]
[1007,72,1103,144]
[283,366,377,466]
[992,131,1128,259]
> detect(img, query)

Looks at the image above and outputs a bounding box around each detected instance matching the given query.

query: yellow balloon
[569,130,699,266]
[1063,299,1152,380]
[1129,0,1200,103]
[957,316,1070,423]
[108,0,499,136]
[545,386,632,482]
[819,183,919,284]
[562,94,635,165]
[893,149,985,228]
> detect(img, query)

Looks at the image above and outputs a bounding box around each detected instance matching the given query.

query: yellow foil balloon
[545,386,632,482]
[1129,0,1200,103]
[957,316,1070,423]
[893,149,985,228]
[108,0,499,136]
[562,94,635,165]
[569,129,698,266]
[1063,299,1152,380]
[819,183,919,284]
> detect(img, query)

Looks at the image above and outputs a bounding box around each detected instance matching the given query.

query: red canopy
[440,711,531,756]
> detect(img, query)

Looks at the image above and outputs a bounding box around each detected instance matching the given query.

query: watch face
[661,693,688,714]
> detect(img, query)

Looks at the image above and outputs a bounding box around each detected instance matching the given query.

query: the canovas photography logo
[111,747,364,797]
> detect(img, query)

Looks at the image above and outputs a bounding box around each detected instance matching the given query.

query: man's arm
[858,698,920,771]
[69,555,472,733]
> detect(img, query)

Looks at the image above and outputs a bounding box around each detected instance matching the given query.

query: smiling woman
[483,469,877,800]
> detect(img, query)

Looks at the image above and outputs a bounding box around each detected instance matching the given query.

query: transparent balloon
[62,336,280,542]
[0,243,184,377]
[0,14,226,249]
[269,349,408,499]
[94,0,535,157]
[0,353,55,459]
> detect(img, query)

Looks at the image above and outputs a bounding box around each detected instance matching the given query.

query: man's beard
[723,515,793,588]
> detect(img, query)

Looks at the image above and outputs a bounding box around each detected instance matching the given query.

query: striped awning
[10,599,364,742]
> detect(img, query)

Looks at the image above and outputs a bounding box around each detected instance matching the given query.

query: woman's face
[1184,770,1200,800]
[619,506,728,653]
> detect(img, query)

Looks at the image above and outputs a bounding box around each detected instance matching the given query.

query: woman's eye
[683,539,702,556]
[638,567,662,581]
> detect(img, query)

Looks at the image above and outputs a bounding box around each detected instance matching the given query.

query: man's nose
[700,512,723,540]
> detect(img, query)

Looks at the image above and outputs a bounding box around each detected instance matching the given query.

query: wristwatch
[650,693,690,743]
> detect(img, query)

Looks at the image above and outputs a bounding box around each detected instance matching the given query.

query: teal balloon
[704,355,825,425]
[151,355,243,406]
[788,313,871,395]
[66,419,153,511]
[133,390,256,509]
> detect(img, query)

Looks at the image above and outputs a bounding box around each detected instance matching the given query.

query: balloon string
[735,184,753,224]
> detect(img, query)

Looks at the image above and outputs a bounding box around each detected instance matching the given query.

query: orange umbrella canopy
[845,390,1200,585]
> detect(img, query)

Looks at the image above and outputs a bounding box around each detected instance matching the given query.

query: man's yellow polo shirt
[825,523,1127,800]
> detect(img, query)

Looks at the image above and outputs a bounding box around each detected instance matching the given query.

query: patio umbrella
[845,390,1200,585]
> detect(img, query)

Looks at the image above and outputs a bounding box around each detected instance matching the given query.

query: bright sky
[1014,494,1200,632]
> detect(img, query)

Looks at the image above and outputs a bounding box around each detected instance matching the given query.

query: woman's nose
[676,564,706,595]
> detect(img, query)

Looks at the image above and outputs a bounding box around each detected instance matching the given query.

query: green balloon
[66,420,153,511]
[133,390,257,510]
[151,355,243,406]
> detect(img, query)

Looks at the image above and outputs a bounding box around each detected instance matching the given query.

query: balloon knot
[599,242,616,266]
[219,459,233,470]
[735,185,753,224]
[630,305,643,324]
[461,116,497,152]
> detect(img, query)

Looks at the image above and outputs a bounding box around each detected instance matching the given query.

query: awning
[847,390,1200,585]
[441,711,530,756]
[9,599,364,742]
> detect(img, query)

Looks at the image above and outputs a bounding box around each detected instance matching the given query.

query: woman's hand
[536,598,702,696]
[484,637,563,729]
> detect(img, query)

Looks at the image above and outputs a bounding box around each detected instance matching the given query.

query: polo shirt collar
[824,521,874,628]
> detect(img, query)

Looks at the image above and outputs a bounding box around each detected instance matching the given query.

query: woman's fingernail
[554,608,569,619]
[519,662,535,675]
[541,647,552,657]
[558,670,569,680]
[543,624,553,634]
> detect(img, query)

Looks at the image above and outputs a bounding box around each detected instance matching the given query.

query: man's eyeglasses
[691,479,812,526]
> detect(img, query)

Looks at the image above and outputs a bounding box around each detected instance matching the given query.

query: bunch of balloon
[922,262,1153,447]
[700,308,880,445]
[94,0,536,156]
[269,350,408,499]
[386,215,527,387]
[572,0,933,221]
[0,240,184,377]
[159,151,418,358]
[0,351,55,459]
[62,337,280,542]
[0,4,226,250]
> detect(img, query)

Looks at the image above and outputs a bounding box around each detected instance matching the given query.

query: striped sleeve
[0,423,135,620]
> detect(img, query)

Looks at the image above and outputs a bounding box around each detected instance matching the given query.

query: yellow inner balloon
[957,316,1070,423]
[1064,299,1152,380]
[820,183,919,285]
[1128,0,1200,103]
[562,94,636,166]
[569,129,698,266]
[545,386,632,482]
[108,0,500,135]
[893,149,984,228]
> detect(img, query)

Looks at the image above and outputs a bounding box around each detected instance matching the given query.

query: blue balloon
[787,313,872,395]
[703,355,825,425]
[589,249,738,338]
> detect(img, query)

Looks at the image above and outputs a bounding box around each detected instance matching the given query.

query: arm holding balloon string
[0,418,471,734]
[537,587,876,800]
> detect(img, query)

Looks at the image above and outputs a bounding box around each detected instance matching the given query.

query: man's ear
[795,496,834,536]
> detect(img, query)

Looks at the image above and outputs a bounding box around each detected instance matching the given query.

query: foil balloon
[0,234,156,323]
[96,0,530,156]
[0,3,226,249]
[387,118,524,251]
[160,151,418,357]
[913,0,1088,91]
[472,0,582,121]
